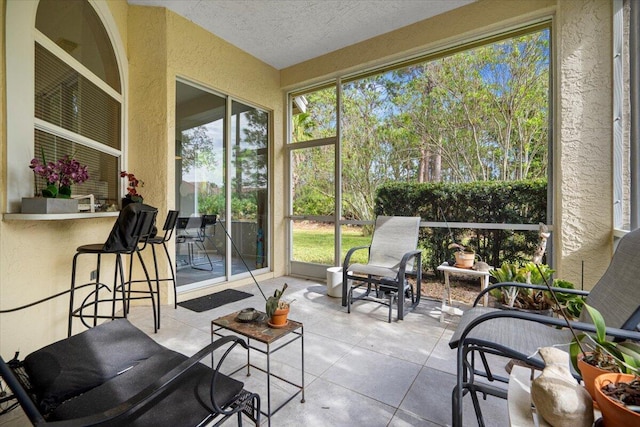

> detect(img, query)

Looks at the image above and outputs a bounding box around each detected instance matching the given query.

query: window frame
[5,0,127,214]
[613,0,639,237]
[286,22,554,274]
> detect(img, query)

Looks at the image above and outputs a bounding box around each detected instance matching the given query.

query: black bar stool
[144,210,179,329]
[68,204,158,337]
[119,208,159,332]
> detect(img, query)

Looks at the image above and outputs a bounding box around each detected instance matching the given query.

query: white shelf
[3,212,119,221]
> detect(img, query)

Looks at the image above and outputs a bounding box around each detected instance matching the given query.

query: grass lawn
[292,226,370,264]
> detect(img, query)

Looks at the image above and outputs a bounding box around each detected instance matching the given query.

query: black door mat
[178,289,253,313]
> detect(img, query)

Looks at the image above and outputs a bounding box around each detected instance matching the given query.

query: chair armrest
[450,308,640,350]
[37,336,247,426]
[398,250,422,275]
[342,245,370,267]
[472,281,590,307]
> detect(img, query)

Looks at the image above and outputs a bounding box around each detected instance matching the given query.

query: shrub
[375,179,547,273]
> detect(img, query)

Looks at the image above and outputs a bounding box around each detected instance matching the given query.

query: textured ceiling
[127,0,475,69]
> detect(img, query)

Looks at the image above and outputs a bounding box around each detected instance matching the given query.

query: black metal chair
[120,208,160,332]
[177,214,218,271]
[131,210,180,330]
[448,227,640,426]
[342,216,422,322]
[68,203,158,336]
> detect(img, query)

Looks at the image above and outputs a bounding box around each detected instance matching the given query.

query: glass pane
[230,101,269,275]
[35,43,121,150]
[290,87,336,143]
[175,81,226,285]
[36,0,121,92]
[34,129,119,210]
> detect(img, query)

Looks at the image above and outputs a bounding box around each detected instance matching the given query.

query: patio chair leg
[452,344,466,427]
[470,388,486,427]
[397,283,405,321]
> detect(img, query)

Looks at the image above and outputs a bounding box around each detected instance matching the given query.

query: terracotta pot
[269,306,289,327]
[594,373,640,427]
[454,251,475,268]
[578,353,619,400]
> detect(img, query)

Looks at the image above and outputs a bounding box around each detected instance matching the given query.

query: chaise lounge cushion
[23,319,163,414]
[50,349,244,426]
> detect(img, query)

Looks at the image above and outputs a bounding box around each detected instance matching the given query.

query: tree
[291,29,550,224]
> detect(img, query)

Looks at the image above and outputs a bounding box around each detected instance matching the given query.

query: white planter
[21,197,78,214]
[326,267,344,298]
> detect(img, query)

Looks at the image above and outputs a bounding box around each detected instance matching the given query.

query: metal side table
[212,310,305,426]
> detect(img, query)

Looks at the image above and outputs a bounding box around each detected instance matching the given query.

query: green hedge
[374,179,548,274]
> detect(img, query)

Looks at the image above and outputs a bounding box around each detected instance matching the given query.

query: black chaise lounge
[0,318,260,426]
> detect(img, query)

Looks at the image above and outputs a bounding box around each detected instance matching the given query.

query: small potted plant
[580,307,640,425]
[265,283,291,328]
[29,153,90,198]
[448,243,476,268]
[121,171,144,207]
[569,304,634,399]
[595,371,640,426]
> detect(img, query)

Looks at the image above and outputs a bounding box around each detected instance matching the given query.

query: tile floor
[126,276,510,427]
[0,276,511,427]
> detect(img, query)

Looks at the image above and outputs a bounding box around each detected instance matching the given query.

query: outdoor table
[436,262,491,322]
[211,310,304,426]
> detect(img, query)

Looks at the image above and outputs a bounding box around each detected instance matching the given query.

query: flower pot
[21,197,78,214]
[578,353,620,400]
[122,197,143,208]
[594,373,640,427]
[269,306,289,328]
[454,251,475,268]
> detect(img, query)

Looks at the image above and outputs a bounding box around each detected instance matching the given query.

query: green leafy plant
[570,304,640,375]
[570,304,624,373]
[553,279,585,319]
[488,262,584,315]
[489,262,553,310]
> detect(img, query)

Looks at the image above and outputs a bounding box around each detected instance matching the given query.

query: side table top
[437,262,491,277]
[212,310,302,344]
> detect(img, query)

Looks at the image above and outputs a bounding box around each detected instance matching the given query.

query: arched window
[6,0,125,212]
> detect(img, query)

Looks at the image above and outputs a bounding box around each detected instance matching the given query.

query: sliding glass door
[175,80,269,289]
[230,101,269,275]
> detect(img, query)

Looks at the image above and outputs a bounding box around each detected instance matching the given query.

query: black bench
[0,319,260,426]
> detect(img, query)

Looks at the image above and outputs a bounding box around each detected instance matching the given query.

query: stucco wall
[555,0,613,287]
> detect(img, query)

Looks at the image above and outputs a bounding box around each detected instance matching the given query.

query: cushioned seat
[9,318,261,426]
[24,319,163,414]
[50,350,244,427]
